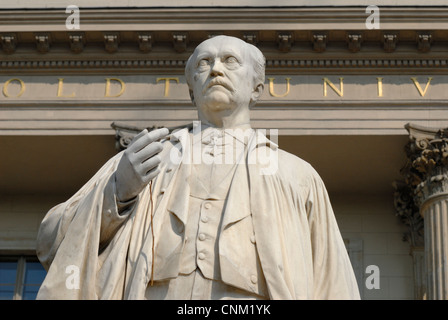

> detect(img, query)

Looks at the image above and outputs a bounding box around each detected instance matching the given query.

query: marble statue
[36,35,360,300]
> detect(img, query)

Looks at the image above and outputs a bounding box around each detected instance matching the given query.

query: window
[0,256,47,300]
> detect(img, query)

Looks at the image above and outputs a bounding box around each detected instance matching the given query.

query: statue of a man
[36,35,360,300]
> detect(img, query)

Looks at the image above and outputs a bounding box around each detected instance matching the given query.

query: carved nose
[210,69,223,77]
[210,61,224,77]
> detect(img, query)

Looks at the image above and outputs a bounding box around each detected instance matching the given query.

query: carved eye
[198,59,210,68]
[224,56,239,64]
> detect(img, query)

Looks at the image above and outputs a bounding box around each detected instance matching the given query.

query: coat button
[198,233,206,241]
[198,252,206,260]
[250,275,258,284]
[204,202,212,209]
[201,216,209,223]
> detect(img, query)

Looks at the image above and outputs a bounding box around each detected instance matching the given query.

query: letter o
[3,78,26,98]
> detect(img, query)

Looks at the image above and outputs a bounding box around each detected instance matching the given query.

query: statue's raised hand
[115,127,169,202]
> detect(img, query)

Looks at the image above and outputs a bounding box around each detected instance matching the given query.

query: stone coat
[36,128,360,300]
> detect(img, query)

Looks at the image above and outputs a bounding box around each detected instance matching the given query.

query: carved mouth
[204,79,233,93]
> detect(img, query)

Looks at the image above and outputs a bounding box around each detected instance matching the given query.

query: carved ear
[250,83,264,107]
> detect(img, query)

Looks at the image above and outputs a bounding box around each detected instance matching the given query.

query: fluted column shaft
[401,123,448,300]
[422,192,448,299]
[410,246,426,299]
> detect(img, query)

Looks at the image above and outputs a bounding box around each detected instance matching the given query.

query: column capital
[403,123,448,208]
[110,122,192,151]
[111,122,140,151]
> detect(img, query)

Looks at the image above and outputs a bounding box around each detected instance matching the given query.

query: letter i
[377,77,383,97]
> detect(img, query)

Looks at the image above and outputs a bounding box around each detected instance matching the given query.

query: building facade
[1,1,448,299]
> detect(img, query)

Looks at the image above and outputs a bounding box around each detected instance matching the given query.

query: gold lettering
[268,77,291,98]
[411,77,432,97]
[323,77,344,97]
[377,77,383,97]
[57,78,75,97]
[2,78,25,98]
[156,77,179,97]
[105,78,126,97]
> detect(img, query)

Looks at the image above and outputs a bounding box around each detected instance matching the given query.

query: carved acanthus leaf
[403,123,448,206]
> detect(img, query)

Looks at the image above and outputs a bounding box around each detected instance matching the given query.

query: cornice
[1,8,448,73]
[1,56,448,74]
[1,30,448,70]
[1,7,448,31]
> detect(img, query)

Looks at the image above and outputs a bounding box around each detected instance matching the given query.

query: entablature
[1,7,448,68]
[1,30,448,75]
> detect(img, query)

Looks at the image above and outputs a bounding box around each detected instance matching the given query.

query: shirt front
[145,125,268,300]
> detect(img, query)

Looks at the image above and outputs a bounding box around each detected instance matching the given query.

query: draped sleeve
[35,152,134,299]
[304,164,360,299]
[248,132,360,299]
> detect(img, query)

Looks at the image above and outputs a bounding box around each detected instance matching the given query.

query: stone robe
[146,126,268,299]
[36,127,360,300]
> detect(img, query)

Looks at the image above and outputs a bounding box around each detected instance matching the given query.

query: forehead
[194,36,247,58]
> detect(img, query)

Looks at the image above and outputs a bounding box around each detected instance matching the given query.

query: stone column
[410,247,426,300]
[403,123,448,300]
[393,180,425,299]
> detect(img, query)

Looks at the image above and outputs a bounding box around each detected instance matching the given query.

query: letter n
[323,77,343,97]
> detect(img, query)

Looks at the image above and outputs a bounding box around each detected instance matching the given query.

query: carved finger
[144,166,161,183]
[142,154,161,171]
[127,129,148,150]
[147,127,169,144]
[135,142,163,163]
[128,128,168,154]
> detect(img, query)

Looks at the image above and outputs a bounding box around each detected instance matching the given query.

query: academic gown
[36,127,360,300]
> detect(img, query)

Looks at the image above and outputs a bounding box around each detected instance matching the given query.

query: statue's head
[185,35,265,127]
